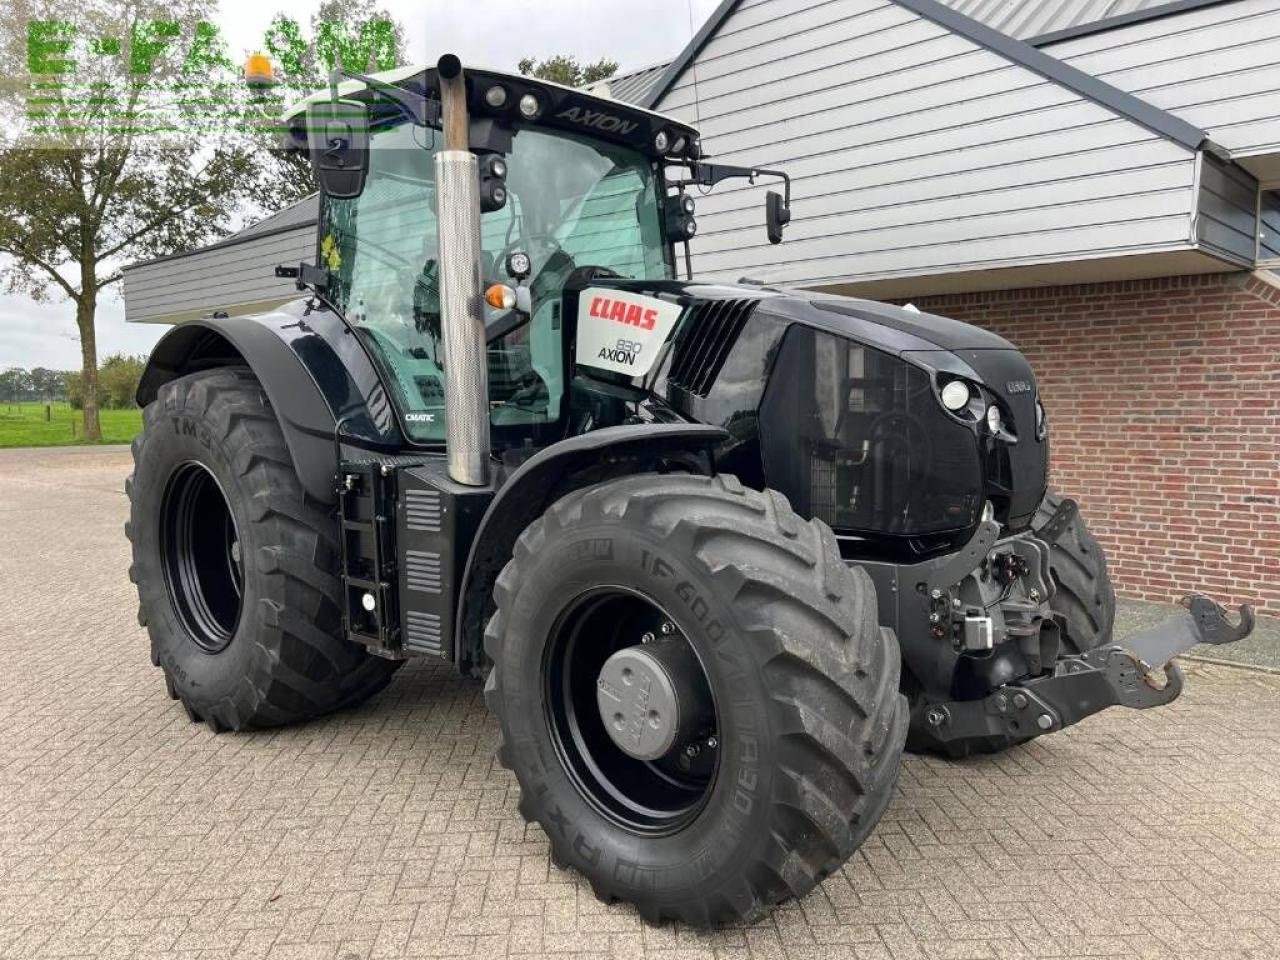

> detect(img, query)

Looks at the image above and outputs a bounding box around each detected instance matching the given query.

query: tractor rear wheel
[483,473,907,926]
[126,366,400,731]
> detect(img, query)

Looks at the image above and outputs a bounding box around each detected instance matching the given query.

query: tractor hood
[600,279,1015,355]
[584,279,1048,547]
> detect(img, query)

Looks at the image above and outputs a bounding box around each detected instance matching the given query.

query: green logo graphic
[23,17,399,138]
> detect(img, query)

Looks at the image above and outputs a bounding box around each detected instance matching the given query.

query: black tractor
[126,56,1253,926]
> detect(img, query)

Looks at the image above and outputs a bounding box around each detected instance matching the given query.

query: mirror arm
[686,162,791,206]
[327,68,441,128]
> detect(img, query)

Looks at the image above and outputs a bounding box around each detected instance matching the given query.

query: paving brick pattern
[2,447,1278,960]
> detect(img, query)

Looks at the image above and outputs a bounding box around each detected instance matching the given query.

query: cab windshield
[322,120,672,444]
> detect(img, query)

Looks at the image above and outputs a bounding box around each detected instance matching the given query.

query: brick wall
[906,272,1280,616]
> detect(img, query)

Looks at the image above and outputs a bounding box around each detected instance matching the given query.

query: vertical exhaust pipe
[434,54,490,486]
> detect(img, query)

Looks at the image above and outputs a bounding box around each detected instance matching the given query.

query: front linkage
[907,498,1255,752]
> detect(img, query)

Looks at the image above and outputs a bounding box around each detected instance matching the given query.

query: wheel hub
[545,588,719,835]
[160,461,244,654]
[596,639,711,761]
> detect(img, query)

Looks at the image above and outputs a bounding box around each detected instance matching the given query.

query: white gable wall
[655,0,1200,288]
[1043,0,1280,171]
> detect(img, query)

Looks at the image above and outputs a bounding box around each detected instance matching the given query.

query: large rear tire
[126,366,400,731]
[483,473,907,926]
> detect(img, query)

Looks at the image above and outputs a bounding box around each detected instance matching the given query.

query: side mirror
[305,99,369,200]
[766,190,791,244]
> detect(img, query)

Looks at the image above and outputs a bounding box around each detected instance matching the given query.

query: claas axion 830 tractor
[127,56,1254,925]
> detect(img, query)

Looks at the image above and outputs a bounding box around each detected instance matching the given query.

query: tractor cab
[281,62,777,453]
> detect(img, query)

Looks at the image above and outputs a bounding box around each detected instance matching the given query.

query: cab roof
[282,62,701,162]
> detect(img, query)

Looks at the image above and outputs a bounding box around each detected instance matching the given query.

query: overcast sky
[1,0,720,371]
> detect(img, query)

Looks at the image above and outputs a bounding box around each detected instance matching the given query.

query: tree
[0,367,33,403]
[0,0,259,440]
[518,55,619,88]
[254,0,407,206]
[65,371,84,410]
[29,367,64,400]
[98,352,146,407]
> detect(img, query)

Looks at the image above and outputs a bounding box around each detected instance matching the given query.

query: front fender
[453,423,729,675]
[137,300,404,503]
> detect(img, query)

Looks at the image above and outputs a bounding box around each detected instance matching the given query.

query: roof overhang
[811,248,1249,299]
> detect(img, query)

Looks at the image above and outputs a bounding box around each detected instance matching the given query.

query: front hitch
[917,594,1255,747]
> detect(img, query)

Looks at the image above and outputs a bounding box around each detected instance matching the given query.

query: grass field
[0,403,143,448]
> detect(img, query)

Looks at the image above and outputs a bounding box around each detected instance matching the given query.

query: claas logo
[587,296,658,331]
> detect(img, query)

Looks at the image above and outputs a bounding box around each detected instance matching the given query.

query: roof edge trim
[640,0,742,109]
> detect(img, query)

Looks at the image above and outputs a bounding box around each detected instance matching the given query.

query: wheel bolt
[660,621,676,636]
[1036,714,1053,731]
[640,632,655,644]
[706,736,718,749]
[1012,693,1028,709]
[685,743,700,758]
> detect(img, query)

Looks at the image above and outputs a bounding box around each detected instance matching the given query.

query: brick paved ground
[1,447,1277,960]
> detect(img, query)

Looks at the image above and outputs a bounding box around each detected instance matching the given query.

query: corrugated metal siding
[1042,0,1280,159]
[122,224,316,323]
[237,195,319,237]
[941,0,1172,39]
[588,63,670,104]
[657,0,1199,288]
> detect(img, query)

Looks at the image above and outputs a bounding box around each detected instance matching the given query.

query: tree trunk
[76,288,101,442]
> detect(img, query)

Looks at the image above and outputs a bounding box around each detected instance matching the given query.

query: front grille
[667,298,759,397]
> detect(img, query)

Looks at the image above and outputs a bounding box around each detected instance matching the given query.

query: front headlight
[940,379,970,412]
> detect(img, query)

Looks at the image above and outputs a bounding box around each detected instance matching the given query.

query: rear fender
[453,423,729,675]
[137,300,404,504]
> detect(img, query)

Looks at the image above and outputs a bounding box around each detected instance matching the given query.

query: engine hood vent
[668,298,759,398]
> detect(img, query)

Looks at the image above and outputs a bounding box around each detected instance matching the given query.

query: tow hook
[914,594,1255,747]
[1121,594,1255,674]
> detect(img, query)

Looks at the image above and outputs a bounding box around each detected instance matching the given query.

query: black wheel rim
[543,587,719,836]
[160,461,244,654]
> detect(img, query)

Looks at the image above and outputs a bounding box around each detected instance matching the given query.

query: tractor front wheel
[484,473,907,926]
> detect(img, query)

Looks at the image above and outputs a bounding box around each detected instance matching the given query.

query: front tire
[126,366,400,731]
[484,473,907,926]
[1036,489,1116,654]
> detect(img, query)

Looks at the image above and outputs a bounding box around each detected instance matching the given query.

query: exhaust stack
[434,54,490,486]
